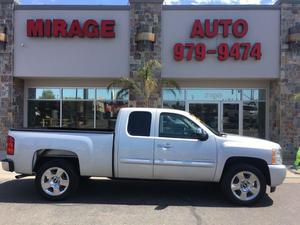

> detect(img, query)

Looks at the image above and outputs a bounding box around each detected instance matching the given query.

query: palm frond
[295,92,300,101]
[116,87,129,100]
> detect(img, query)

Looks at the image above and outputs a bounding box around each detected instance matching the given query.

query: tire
[35,159,79,200]
[221,164,266,206]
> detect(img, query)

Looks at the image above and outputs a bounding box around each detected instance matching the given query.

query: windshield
[189,113,223,136]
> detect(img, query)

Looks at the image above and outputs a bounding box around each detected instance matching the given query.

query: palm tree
[107,60,180,107]
[295,92,300,101]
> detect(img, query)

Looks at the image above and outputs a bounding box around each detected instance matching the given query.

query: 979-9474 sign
[173,42,262,62]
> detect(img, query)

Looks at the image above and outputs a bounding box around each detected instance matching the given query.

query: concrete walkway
[0,150,300,183]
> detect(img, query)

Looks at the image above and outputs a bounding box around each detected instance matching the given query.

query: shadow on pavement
[0,178,273,208]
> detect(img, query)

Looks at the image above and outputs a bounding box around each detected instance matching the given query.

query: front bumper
[268,164,286,187]
[1,159,14,172]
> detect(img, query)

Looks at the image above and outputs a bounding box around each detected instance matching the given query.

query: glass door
[187,102,220,131]
[221,102,241,135]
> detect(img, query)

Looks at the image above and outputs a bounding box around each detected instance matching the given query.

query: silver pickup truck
[1,108,286,205]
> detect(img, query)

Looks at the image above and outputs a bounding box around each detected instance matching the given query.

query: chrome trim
[154,159,215,168]
[119,158,153,165]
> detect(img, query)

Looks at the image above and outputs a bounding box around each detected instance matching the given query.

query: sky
[20,0,278,5]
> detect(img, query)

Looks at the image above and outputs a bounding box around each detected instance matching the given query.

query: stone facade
[0,0,299,164]
[270,0,300,162]
[0,0,24,150]
[129,0,163,107]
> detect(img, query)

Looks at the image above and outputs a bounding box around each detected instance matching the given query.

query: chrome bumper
[1,159,14,172]
[268,164,286,187]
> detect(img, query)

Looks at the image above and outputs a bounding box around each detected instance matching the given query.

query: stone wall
[0,0,23,151]
[0,0,14,150]
[270,0,300,162]
[129,0,163,107]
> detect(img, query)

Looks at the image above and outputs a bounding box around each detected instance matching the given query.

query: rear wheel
[221,164,266,205]
[35,159,79,200]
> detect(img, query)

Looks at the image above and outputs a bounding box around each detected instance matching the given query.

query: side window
[159,113,199,139]
[127,111,152,136]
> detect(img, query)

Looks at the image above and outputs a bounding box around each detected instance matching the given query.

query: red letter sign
[27,19,44,37]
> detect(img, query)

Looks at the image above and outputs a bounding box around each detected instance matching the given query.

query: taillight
[6,136,15,155]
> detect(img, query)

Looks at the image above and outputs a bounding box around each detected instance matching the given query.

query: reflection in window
[62,101,94,128]
[163,101,185,111]
[159,113,199,139]
[27,87,128,129]
[243,102,265,138]
[242,89,266,101]
[28,88,61,100]
[63,88,95,100]
[96,100,128,129]
[186,89,241,101]
[28,101,60,128]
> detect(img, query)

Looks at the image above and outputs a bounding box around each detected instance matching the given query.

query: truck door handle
[157,143,173,149]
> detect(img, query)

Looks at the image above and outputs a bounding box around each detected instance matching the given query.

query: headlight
[272,148,282,165]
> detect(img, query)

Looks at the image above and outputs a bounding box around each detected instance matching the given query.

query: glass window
[28,100,60,128]
[62,101,94,128]
[28,88,61,100]
[63,88,95,100]
[159,113,199,139]
[242,89,266,101]
[163,89,184,101]
[97,88,128,101]
[163,101,185,111]
[96,100,128,129]
[243,101,266,138]
[186,89,241,101]
[127,111,152,136]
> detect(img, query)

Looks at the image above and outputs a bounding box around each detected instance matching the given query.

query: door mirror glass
[196,128,208,141]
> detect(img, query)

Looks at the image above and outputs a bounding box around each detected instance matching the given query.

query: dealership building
[0,0,299,162]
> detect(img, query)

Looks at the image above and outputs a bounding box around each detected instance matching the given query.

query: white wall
[14,9,129,78]
[162,9,280,78]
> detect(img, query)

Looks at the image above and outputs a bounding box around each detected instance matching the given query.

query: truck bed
[10,128,114,134]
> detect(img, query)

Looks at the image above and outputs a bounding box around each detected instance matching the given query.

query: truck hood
[223,134,281,150]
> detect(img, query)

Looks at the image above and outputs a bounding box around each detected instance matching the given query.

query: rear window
[127,111,152,136]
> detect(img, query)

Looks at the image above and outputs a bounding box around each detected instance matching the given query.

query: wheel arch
[32,149,80,175]
[220,156,271,186]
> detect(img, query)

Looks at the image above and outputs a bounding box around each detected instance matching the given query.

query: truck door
[154,112,217,181]
[116,110,155,179]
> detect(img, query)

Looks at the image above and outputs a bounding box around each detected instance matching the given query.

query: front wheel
[35,159,79,200]
[221,164,266,206]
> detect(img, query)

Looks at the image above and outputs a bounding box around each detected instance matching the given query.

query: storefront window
[63,88,95,100]
[163,89,185,110]
[242,89,266,101]
[96,89,128,129]
[62,101,94,128]
[163,88,267,138]
[27,87,128,129]
[186,89,241,101]
[28,100,60,128]
[28,88,61,100]
[243,101,266,138]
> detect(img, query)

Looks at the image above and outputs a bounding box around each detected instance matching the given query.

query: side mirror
[196,128,208,141]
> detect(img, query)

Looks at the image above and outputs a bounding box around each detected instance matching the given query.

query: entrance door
[187,102,220,131]
[221,103,241,135]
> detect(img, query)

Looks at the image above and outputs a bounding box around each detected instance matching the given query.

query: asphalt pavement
[0,151,300,225]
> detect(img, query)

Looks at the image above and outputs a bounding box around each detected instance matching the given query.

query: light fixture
[0,25,7,50]
[135,25,156,51]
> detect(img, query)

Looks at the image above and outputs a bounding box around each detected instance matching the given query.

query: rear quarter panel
[8,130,113,176]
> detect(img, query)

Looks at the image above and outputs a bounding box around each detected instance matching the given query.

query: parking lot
[0,166,300,225]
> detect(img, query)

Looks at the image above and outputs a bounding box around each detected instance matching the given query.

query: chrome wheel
[41,167,70,196]
[230,171,260,201]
